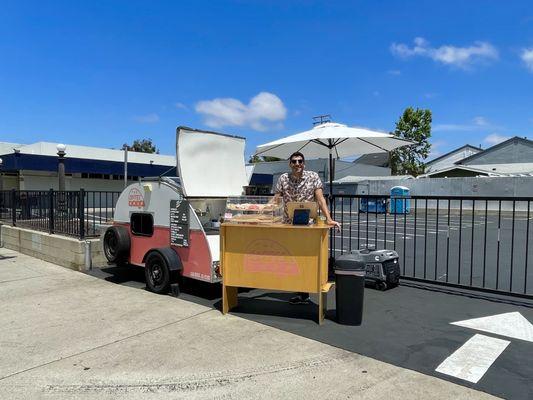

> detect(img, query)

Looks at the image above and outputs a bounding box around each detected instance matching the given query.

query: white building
[0,141,176,192]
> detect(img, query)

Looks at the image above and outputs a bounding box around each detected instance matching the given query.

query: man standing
[273,151,340,304]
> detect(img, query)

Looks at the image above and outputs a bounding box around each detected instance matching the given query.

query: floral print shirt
[275,170,323,220]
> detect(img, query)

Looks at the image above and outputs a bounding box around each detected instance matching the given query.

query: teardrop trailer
[102,126,249,293]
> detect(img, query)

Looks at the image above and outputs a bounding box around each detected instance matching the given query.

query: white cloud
[434,116,495,132]
[134,113,159,123]
[520,48,533,72]
[195,92,287,131]
[484,133,511,145]
[175,102,188,110]
[390,37,498,68]
[427,140,447,160]
[473,116,488,126]
[433,123,477,132]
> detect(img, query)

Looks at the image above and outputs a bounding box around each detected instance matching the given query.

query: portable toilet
[389,186,410,214]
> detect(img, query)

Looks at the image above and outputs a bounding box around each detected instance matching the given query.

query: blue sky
[1,1,533,159]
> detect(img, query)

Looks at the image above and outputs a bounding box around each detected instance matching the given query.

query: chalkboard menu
[170,199,190,247]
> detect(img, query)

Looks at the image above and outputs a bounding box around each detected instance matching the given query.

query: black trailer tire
[103,226,130,264]
[145,251,171,294]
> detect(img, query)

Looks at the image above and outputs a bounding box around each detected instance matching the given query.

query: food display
[224,196,283,224]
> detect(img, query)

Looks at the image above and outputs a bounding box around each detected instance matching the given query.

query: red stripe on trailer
[114,223,213,283]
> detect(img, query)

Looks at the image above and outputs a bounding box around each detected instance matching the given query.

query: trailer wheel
[103,226,130,264]
[145,252,171,294]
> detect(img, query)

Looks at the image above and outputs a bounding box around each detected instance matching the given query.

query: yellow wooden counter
[220,223,332,324]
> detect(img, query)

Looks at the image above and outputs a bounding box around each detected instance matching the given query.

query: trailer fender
[143,247,183,272]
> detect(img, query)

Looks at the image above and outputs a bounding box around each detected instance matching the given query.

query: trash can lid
[335,253,367,271]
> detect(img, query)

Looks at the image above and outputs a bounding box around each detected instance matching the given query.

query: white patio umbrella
[255,122,414,198]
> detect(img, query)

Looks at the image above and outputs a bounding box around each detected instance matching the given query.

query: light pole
[123,143,128,189]
[57,144,66,213]
[0,157,3,212]
[57,144,66,191]
[0,157,3,193]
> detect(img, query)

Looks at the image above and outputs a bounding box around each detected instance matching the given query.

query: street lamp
[0,157,3,212]
[57,144,66,213]
[123,143,128,189]
[0,157,3,193]
[56,144,67,192]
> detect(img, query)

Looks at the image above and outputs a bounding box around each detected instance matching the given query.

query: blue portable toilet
[390,186,410,214]
[359,197,387,213]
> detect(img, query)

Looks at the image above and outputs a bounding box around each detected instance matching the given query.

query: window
[131,213,154,236]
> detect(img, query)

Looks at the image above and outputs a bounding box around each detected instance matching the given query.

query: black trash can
[335,253,366,326]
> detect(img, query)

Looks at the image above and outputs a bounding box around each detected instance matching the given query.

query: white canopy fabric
[255,122,413,159]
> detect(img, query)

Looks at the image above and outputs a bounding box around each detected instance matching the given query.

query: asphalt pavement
[0,247,499,400]
[87,261,533,400]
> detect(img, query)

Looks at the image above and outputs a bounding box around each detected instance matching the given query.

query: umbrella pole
[328,145,335,277]
[328,147,333,199]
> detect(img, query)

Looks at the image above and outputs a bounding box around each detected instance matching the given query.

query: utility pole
[0,157,3,212]
[123,143,128,189]
[56,144,66,213]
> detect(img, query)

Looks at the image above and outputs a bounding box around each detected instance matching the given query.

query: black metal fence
[0,190,120,239]
[330,194,533,299]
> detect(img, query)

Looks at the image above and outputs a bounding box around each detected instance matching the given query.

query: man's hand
[326,219,341,231]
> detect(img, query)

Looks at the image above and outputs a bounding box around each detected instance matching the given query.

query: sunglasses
[290,159,304,165]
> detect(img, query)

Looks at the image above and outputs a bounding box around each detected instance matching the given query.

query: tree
[389,107,432,176]
[125,138,159,154]
[248,155,283,163]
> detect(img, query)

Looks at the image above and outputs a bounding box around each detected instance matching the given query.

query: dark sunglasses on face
[290,159,304,165]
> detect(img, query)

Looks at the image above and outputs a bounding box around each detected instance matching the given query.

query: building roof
[0,141,176,177]
[1,141,175,166]
[426,144,482,166]
[353,152,390,167]
[249,159,345,176]
[0,142,22,156]
[456,136,533,165]
[420,162,533,178]
[249,158,391,180]
[333,175,413,184]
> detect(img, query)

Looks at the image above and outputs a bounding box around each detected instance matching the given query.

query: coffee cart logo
[128,188,145,207]
[243,239,299,276]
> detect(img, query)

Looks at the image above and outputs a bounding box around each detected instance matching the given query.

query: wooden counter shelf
[220,222,332,324]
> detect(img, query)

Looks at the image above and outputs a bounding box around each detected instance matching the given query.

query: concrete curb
[0,224,106,271]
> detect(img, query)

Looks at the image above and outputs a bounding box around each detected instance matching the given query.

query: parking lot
[331,210,533,296]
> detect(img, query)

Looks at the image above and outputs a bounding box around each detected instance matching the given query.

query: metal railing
[330,194,533,299]
[0,190,120,239]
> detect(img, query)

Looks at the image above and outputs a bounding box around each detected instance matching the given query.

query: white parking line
[336,237,408,244]
[85,214,109,223]
[435,334,510,383]
[338,229,421,238]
